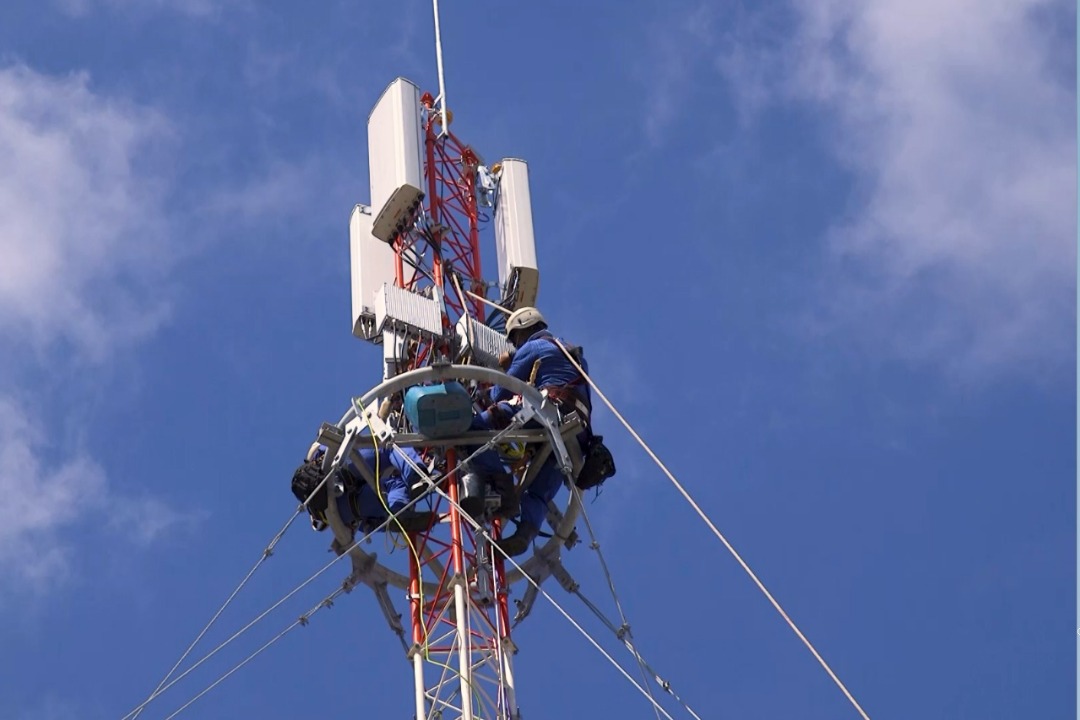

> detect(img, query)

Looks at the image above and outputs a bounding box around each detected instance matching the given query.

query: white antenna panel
[455,315,512,369]
[368,78,425,224]
[374,283,443,337]
[494,158,539,308]
[350,204,396,341]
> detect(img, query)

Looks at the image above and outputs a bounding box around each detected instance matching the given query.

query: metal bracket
[499,633,519,657]
[513,543,579,625]
[349,397,393,442]
[336,546,408,648]
[512,574,543,626]
[331,422,361,479]
[315,422,346,472]
[515,444,551,498]
[544,557,578,594]
[559,413,586,478]
[544,503,579,550]
[372,582,407,646]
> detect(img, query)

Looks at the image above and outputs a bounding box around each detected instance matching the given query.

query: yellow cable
[368,426,431,653]
[358,402,487,711]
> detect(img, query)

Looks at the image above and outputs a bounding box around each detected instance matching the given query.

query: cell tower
[121,7,866,720]
[314,74,586,720]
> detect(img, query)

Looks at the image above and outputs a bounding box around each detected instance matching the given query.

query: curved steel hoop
[324,364,582,594]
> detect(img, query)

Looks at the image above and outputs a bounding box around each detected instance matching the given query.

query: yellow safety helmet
[498,442,527,461]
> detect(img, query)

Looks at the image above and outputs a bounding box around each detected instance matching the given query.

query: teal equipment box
[403,382,473,438]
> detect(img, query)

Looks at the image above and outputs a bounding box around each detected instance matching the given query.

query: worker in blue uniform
[298,442,436,533]
[458,420,518,521]
[481,306,593,557]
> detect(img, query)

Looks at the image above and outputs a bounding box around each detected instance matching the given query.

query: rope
[159,588,345,720]
[551,338,872,720]
[367,423,439,689]
[129,509,302,720]
[135,413,675,720]
[572,589,703,720]
[410,477,679,720]
[129,460,340,720]
[363,423,504,711]
[575,491,664,720]
[119,490,433,720]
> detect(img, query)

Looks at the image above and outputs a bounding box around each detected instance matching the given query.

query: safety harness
[536,336,592,424]
[530,335,616,491]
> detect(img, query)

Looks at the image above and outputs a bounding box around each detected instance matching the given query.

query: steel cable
[119,489,432,720]
[552,338,872,720]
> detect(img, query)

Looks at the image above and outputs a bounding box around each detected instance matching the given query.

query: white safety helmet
[505,306,546,337]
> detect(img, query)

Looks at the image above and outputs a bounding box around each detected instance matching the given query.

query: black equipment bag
[291,460,329,514]
[575,435,616,490]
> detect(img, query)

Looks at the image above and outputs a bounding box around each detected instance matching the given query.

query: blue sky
[0,1,1075,718]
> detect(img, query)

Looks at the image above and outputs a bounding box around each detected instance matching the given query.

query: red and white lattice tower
[331,77,581,720]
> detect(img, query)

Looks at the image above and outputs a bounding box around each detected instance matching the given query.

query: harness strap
[541,385,591,424]
[539,336,586,387]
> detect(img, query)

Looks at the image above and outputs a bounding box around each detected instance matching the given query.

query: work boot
[496,522,539,558]
[490,472,519,518]
[392,508,437,533]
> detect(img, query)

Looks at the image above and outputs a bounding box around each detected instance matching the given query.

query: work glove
[498,350,514,370]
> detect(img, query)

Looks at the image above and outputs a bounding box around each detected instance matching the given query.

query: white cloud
[0,397,105,590]
[206,157,334,225]
[718,0,1076,377]
[0,66,196,598]
[55,0,233,18]
[638,3,717,148]
[0,397,198,596]
[0,65,174,361]
[109,495,204,545]
[14,696,80,720]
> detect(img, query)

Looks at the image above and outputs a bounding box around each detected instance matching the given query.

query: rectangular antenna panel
[350,204,396,341]
[494,158,539,308]
[368,78,424,225]
[455,316,512,369]
[375,283,443,337]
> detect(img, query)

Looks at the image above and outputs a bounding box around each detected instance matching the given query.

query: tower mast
[342,3,555,715]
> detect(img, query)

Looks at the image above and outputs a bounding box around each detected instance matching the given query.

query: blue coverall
[489,330,590,406]
[314,444,426,525]
[483,329,591,530]
[464,415,513,477]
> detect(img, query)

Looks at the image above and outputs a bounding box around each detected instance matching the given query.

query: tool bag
[291,460,330,528]
[574,435,616,490]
